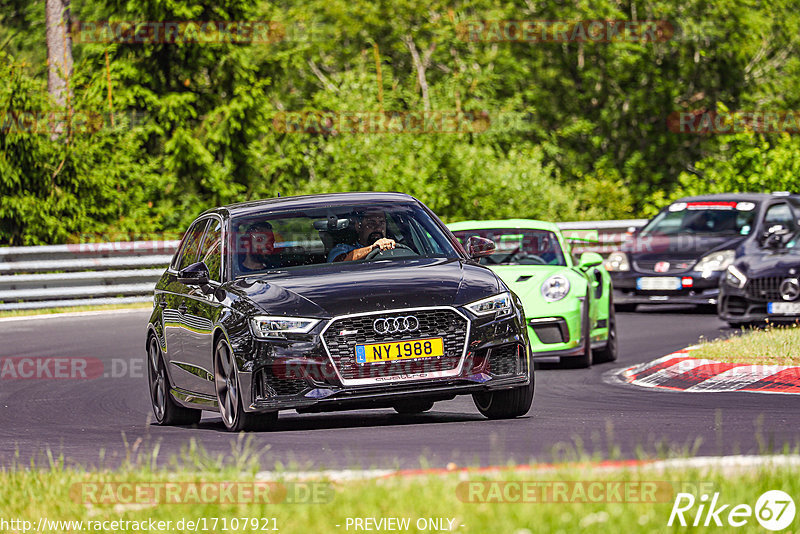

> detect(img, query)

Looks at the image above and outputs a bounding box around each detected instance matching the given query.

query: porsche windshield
[231,202,460,277]
[641,200,758,236]
[452,229,567,266]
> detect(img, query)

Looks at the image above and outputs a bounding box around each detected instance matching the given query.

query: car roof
[447,219,562,233]
[673,192,800,203]
[199,192,420,218]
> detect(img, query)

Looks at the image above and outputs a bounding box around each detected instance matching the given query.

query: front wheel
[473,367,534,420]
[147,336,201,426]
[593,302,618,364]
[214,338,277,432]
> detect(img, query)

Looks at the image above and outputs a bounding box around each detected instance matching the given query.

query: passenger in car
[327,209,397,262]
[239,222,282,272]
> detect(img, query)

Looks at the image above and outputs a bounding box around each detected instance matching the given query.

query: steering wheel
[364,243,416,260]
[511,252,548,265]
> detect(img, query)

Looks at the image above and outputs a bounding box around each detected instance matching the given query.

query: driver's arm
[335,238,396,262]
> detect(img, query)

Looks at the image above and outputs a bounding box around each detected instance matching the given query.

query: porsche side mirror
[578,252,604,269]
[467,236,495,258]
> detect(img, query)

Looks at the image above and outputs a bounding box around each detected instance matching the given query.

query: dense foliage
[1,0,799,244]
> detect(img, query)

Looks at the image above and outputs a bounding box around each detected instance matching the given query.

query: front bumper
[611,271,722,305]
[718,284,800,324]
[233,305,532,414]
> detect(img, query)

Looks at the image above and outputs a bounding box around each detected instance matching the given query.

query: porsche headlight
[466,292,513,317]
[541,274,570,302]
[250,316,320,338]
[724,265,747,289]
[605,251,630,272]
[693,250,735,274]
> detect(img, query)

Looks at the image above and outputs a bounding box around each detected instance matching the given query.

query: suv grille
[322,309,468,381]
[487,344,521,376]
[746,277,784,301]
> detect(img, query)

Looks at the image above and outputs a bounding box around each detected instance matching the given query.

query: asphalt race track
[1,307,798,470]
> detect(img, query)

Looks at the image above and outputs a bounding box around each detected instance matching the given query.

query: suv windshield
[452,228,567,266]
[231,202,459,277]
[641,200,758,236]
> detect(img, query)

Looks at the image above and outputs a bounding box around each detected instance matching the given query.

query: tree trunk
[45,0,73,138]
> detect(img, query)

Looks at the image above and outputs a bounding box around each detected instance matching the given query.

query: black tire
[473,362,535,419]
[564,295,592,368]
[214,338,278,432]
[393,400,435,414]
[615,303,638,313]
[147,335,202,426]
[593,302,618,364]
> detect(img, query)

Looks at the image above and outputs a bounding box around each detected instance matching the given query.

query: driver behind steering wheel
[327,209,396,262]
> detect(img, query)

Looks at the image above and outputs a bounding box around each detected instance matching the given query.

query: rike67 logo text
[669,490,796,531]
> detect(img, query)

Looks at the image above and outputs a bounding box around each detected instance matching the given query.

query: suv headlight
[724,265,747,288]
[466,292,513,317]
[605,251,630,271]
[693,250,735,275]
[541,274,570,302]
[250,316,320,338]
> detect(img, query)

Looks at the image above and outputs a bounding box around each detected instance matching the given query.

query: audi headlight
[541,274,570,302]
[250,316,320,338]
[466,292,513,317]
[724,265,747,289]
[694,250,735,275]
[605,251,630,271]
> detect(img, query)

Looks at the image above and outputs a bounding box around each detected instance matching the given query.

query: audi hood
[232,257,503,317]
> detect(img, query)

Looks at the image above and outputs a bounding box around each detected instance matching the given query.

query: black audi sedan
[606,193,800,311]
[719,229,800,326]
[146,192,533,431]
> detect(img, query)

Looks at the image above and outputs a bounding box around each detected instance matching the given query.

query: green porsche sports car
[448,219,617,368]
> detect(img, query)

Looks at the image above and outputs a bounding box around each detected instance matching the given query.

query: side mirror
[578,252,604,269]
[177,261,210,286]
[762,225,790,248]
[467,236,495,258]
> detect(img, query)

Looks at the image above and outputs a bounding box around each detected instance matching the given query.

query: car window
[764,203,797,231]
[175,219,210,271]
[641,200,758,236]
[231,202,460,277]
[199,218,223,282]
[451,229,567,266]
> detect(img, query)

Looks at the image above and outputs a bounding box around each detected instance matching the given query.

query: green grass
[2,440,799,533]
[690,324,800,366]
[0,302,151,318]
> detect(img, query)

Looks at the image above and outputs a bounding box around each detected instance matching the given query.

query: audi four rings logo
[374,316,420,334]
[780,278,800,301]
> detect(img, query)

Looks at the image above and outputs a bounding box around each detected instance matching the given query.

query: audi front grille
[321,307,469,386]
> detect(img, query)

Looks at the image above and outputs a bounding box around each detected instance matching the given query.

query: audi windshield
[231,202,461,277]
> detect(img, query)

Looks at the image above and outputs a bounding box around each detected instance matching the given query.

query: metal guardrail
[0,221,646,311]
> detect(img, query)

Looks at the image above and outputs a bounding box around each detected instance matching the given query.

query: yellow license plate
[355,338,444,364]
